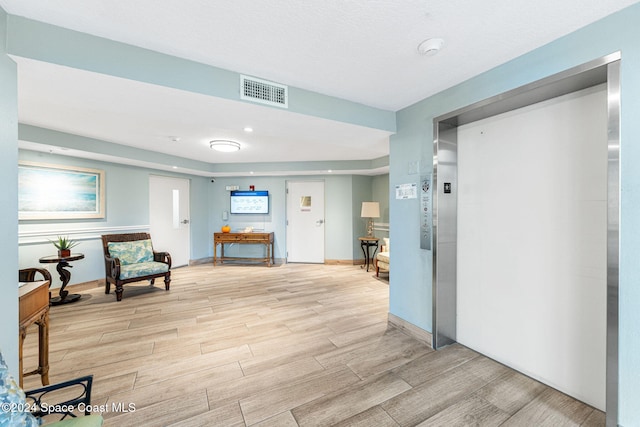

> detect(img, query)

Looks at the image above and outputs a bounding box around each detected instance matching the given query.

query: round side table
[39,253,85,305]
[358,237,379,272]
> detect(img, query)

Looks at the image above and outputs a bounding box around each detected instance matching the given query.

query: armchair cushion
[375,237,390,277]
[47,415,104,427]
[107,239,154,265]
[377,252,390,265]
[119,261,170,280]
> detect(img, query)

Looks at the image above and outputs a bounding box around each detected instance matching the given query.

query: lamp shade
[361,202,380,218]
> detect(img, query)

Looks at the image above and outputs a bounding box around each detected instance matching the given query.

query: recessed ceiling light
[210,140,241,152]
[417,38,444,56]
[243,127,253,133]
[170,136,181,142]
[172,166,178,169]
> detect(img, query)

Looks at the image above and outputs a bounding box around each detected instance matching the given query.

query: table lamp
[361,202,380,237]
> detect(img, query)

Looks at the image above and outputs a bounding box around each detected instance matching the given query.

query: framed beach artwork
[18,162,105,220]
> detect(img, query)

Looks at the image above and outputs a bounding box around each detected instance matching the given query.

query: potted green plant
[50,236,79,258]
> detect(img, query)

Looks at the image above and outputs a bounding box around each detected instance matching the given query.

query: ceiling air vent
[240,75,288,108]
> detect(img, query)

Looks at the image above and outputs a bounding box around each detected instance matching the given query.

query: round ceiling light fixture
[210,140,241,152]
[417,38,444,56]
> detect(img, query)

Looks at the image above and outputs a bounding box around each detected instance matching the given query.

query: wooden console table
[214,232,275,266]
[19,280,50,388]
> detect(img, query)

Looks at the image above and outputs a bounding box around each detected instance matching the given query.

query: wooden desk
[214,232,275,266]
[19,280,50,388]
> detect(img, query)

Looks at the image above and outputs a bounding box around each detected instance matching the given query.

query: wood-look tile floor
[21,263,604,426]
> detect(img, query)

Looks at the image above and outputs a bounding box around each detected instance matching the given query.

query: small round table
[359,237,379,272]
[39,253,85,305]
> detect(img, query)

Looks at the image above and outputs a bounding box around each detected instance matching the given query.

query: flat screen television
[230,190,269,214]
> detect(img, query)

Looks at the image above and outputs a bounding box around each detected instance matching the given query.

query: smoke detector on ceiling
[417,38,444,56]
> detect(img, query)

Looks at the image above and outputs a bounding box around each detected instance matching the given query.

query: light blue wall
[325,176,358,261]
[351,175,372,260]
[209,176,287,259]
[189,176,211,261]
[210,175,362,262]
[350,175,391,260]
[372,174,390,239]
[0,7,19,376]
[18,150,212,287]
[390,5,640,424]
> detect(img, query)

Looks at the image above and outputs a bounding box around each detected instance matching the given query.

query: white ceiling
[2,0,638,176]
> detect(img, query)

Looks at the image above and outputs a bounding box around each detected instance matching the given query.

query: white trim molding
[18,225,150,245]
[373,222,389,233]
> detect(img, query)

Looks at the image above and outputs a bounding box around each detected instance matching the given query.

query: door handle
[316,219,324,225]
[181,219,190,224]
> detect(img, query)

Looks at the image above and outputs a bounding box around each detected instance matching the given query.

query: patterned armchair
[101,233,171,301]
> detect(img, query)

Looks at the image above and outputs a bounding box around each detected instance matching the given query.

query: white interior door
[456,85,607,410]
[149,175,190,267]
[286,181,325,263]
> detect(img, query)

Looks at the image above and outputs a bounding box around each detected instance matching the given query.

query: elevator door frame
[432,52,620,426]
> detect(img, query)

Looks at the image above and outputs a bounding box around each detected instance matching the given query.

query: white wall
[456,85,607,409]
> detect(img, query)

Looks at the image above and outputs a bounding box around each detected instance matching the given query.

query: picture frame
[18,161,105,220]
